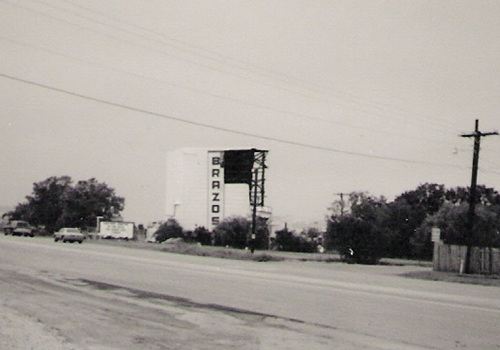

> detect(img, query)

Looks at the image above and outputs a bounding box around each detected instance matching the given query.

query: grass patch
[402,270,500,287]
[159,241,285,262]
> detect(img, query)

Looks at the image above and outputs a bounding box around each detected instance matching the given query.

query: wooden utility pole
[460,119,498,273]
[334,193,346,217]
[250,168,258,253]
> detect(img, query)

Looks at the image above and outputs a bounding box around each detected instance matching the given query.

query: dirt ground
[0,302,70,350]
[0,266,394,350]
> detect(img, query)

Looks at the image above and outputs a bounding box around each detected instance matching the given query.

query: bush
[192,226,212,245]
[326,217,387,265]
[213,216,249,249]
[274,227,317,253]
[155,218,183,243]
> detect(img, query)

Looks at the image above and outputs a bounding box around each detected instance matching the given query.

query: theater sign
[208,151,224,230]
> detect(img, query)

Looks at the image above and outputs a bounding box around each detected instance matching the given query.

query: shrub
[155,218,183,243]
[326,217,388,265]
[274,227,317,253]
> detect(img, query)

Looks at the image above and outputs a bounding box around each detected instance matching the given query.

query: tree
[7,202,33,222]
[327,217,385,264]
[274,226,317,253]
[386,183,446,259]
[59,178,125,230]
[8,176,124,233]
[253,217,270,250]
[302,227,322,242]
[386,200,421,258]
[325,192,389,264]
[193,226,212,245]
[10,176,72,233]
[397,183,446,216]
[414,202,500,258]
[273,226,293,251]
[212,216,270,250]
[184,226,212,245]
[445,185,500,206]
[155,218,184,243]
[386,184,500,259]
[213,216,249,249]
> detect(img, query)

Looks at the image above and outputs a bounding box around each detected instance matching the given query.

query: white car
[54,228,85,243]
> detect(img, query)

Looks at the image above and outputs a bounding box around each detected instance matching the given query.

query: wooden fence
[433,242,500,274]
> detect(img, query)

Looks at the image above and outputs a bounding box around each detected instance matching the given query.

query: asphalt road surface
[0,236,499,349]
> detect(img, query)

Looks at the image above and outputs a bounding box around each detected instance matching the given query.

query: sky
[1,0,500,230]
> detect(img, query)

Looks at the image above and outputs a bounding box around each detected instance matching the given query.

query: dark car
[4,220,34,237]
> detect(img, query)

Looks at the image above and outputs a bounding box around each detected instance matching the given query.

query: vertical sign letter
[208,151,224,230]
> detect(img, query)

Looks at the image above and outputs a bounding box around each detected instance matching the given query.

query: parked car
[54,228,85,243]
[4,220,35,237]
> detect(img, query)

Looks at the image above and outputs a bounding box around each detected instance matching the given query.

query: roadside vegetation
[2,176,123,234]
[90,238,500,287]
[141,183,500,268]
[402,270,500,287]
[3,177,500,273]
[324,184,500,265]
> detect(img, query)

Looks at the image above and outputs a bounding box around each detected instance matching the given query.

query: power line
[0,71,468,170]
[54,0,452,134]
[0,35,457,147]
[55,0,454,134]
[2,0,455,137]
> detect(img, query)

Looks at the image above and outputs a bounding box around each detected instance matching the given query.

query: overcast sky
[1,0,499,229]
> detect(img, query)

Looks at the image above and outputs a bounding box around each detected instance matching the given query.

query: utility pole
[460,119,498,273]
[250,168,258,253]
[334,193,346,217]
[249,149,268,254]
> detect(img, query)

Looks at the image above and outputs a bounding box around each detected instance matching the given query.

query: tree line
[6,176,500,265]
[5,176,124,234]
[325,184,500,264]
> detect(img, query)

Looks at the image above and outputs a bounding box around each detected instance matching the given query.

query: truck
[98,221,134,240]
[145,221,163,243]
[4,220,35,237]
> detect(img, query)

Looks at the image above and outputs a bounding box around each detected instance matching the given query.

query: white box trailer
[99,221,134,240]
[145,221,163,243]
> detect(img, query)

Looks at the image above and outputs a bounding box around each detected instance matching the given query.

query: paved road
[0,236,499,349]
